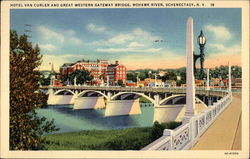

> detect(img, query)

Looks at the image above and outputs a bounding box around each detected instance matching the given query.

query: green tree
[231,66,241,78]
[161,71,177,81]
[40,74,51,86]
[138,71,147,81]
[65,69,93,85]
[117,79,125,87]
[149,121,165,142]
[40,71,59,86]
[176,69,186,86]
[127,72,137,82]
[10,30,59,150]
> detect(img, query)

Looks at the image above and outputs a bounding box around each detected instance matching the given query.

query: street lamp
[66,67,70,86]
[194,30,206,75]
[107,75,109,87]
[154,73,157,87]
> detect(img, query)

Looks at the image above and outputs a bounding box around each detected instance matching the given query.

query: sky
[10,8,241,71]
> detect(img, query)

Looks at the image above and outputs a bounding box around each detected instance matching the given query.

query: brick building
[59,59,126,85]
[107,61,126,85]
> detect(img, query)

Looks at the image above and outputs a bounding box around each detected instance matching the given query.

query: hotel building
[59,59,126,85]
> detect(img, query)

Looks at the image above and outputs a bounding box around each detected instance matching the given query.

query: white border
[1,0,249,158]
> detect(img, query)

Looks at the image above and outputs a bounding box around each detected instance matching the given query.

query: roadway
[191,93,242,150]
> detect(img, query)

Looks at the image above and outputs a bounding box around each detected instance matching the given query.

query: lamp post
[107,75,109,87]
[66,67,70,86]
[74,76,77,86]
[194,30,206,75]
[154,73,157,87]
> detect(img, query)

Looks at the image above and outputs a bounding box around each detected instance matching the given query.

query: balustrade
[142,93,232,150]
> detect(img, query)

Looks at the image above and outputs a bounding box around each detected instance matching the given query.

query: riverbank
[43,127,151,150]
[43,122,181,150]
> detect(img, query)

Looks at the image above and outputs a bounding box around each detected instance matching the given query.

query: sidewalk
[191,93,242,150]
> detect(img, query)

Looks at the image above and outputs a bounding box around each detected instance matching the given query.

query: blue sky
[10,8,241,70]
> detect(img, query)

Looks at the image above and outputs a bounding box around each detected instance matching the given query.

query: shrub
[150,121,182,142]
[162,121,182,130]
[149,121,165,142]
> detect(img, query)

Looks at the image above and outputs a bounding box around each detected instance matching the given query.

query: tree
[40,74,51,86]
[138,71,147,81]
[117,79,125,87]
[10,30,58,150]
[62,69,93,85]
[161,71,177,81]
[231,66,241,78]
[149,121,165,142]
[127,72,137,82]
[40,71,59,86]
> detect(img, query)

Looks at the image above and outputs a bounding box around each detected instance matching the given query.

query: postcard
[0,0,249,158]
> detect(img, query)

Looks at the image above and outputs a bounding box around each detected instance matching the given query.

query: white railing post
[163,129,174,150]
[206,68,210,90]
[228,62,232,93]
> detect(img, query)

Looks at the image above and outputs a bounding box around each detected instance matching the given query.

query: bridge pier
[74,96,105,109]
[154,104,185,123]
[107,92,112,101]
[71,90,79,104]
[47,88,74,105]
[208,97,212,106]
[105,99,141,116]
[154,94,160,106]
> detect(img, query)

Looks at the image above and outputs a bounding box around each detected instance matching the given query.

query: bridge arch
[159,94,207,107]
[54,89,75,95]
[77,90,108,99]
[111,92,155,103]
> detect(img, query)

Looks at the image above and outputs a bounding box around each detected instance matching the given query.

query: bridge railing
[40,86,228,97]
[141,92,232,150]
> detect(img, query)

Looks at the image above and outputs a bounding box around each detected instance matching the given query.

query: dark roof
[62,63,75,67]
[108,64,118,67]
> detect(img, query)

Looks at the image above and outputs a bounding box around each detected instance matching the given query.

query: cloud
[65,29,76,36]
[108,34,135,44]
[91,28,163,55]
[132,28,160,41]
[204,24,232,41]
[208,44,241,56]
[96,47,162,53]
[209,43,225,51]
[91,27,161,46]
[120,49,185,70]
[70,37,82,45]
[39,54,76,71]
[128,42,144,47]
[108,28,160,45]
[39,44,57,51]
[205,44,241,67]
[37,25,65,43]
[37,25,83,48]
[86,23,106,33]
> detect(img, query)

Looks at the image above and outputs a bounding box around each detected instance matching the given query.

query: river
[36,103,154,134]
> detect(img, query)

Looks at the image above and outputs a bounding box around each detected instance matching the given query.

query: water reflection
[36,105,154,134]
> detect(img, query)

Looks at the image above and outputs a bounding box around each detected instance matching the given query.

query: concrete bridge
[40,85,227,122]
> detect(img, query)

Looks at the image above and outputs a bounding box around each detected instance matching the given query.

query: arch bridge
[41,86,227,116]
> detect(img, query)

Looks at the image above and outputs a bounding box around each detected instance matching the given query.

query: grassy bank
[43,121,181,150]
